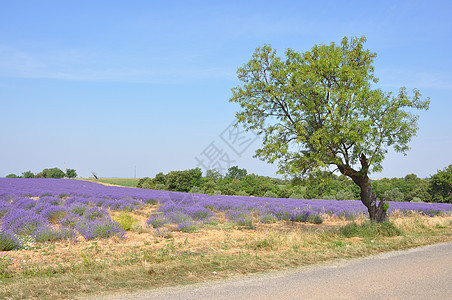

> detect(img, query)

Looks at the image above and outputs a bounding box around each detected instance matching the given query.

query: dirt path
[90,243,452,300]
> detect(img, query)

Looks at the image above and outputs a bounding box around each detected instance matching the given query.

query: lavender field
[1,178,451,250]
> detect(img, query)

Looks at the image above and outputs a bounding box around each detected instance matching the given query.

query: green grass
[78,178,140,188]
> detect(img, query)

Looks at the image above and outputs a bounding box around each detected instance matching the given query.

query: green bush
[190,186,202,193]
[237,190,249,196]
[308,214,323,224]
[260,213,277,224]
[383,188,405,202]
[263,191,278,198]
[336,189,355,200]
[22,171,35,178]
[428,164,452,203]
[154,183,165,190]
[40,168,65,179]
[411,197,424,203]
[65,169,77,178]
[289,192,304,199]
[5,174,20,178]
[142,182,152,189]
[113,212,137,231]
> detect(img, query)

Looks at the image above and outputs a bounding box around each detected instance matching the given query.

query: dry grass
[1,214,451,300]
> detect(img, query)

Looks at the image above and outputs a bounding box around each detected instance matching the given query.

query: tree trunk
[338,154,388,223]
[354,176,388,223]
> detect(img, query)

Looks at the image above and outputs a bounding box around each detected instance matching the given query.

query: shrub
[188,206,213,221]
[236,190,249,196]
[154,183,166,190]
[76,219,125,240]
[411,197,424,203]
[0,231,22,251]
[22,171,35,178]
[41,206,67,223]
[260,213,277,224]
[142,183,153,189]
[32,226,76,243]
[289,193,304,199]
[290,211,310,222]
[13,198,37,210]
[263,191,278,198]
[234,217,254,228]
[0,202,13,218]
[113,212,137,231]
[59,213,80,228]
[176,220,198,232]
[2,209,49,236]
[146,215,167,228]
[308,214,323,224]
[69,203,88,216]
[190,187,202,194]
[5,174,20,178]
[40,168,65,179]
[65,169,77,178]
[336,190,355,200]
[383,188,405,202]
[83,207,109,221]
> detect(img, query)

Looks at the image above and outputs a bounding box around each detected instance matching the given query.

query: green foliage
[190,186,202,194]
[335,189,355,200]
[137,177,151,188]
[260,213,277,224]
[263,191,278,198]
[299,172,359,200]
[203,179,217,194]
[289,193,304,199]
[65,169,77,178]
[40,168,65,179]
[236,190,249,196]
[230,37,429,178]
[308,214,323,224]
[22,171,35,178]
[428,164,452,203]
[226,166,248,180]
[5,174,20,178]
[205,169,222,180]
[411,197,424,203]
[165,168,202,192]
[383,188,405,202]
[141,182,153,189]
[113,212,137,231]
[372,174,430,202]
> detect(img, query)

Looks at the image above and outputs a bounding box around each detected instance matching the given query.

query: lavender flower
[0,230,22,251]
[32,226,77,242]
[1,209,49,236]
[76,219,125,240]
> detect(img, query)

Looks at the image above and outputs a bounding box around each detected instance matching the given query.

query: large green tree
[428,164,452,203]
[230,36,429,222]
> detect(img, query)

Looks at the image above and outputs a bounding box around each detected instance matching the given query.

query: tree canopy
[428,164,452,203]
[230,36,430,222]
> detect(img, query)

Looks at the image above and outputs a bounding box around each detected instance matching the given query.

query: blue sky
[1,0,451,179]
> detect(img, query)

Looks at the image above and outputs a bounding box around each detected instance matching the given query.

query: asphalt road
[95,243,452,300]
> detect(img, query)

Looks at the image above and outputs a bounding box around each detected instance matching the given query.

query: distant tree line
[5,168,77,179]
[137,164,452,204]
